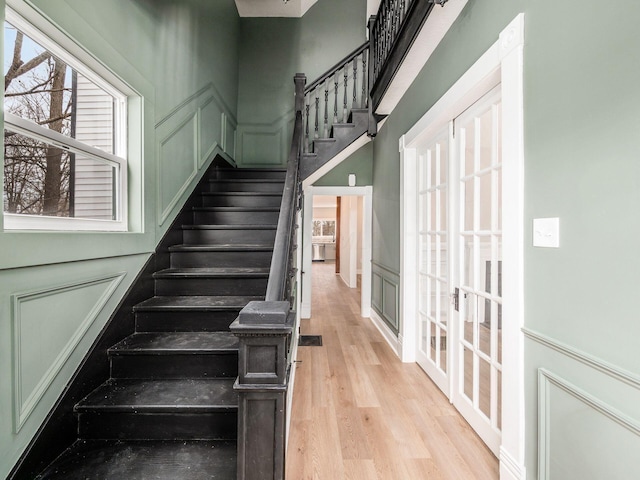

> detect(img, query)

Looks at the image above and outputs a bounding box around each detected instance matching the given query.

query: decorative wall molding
[524,327,640,390]
[12,272,126,432]
[157,111,198,225]
[198,96,222,168]
[371,262,399,333]
[537,368,640,479]
[155,83,213,129]
[236,109,295,167]
[156,82,238,226]
[222,112,237,160]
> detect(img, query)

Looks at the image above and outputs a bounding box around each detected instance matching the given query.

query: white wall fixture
[348,174,356,186]
[533,218,560,248]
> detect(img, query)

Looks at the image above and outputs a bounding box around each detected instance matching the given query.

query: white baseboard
[500,447,526,480]
[301,302,311,319]
[369,309,401,357]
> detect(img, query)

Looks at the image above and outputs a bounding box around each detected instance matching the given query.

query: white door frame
[399,14,525,480]
[301,185,373,319]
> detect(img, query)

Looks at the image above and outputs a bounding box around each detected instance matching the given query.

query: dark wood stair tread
[168,244,274,252]
[208,179,284,183]
[182,224,277,230]
[36,439,236,479]
[200,191,282,196]
[134,295,262,311]
[75,378,237,412]
[192,206,280,211]
[109,332,238,355]
[216,167,286,172]
[154,267,270,278]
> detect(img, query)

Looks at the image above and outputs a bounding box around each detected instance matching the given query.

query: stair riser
[110,354,238,379]
[135,310,240,333]
[207,182,284,193]
[214,170,286,180]
[155,277,268,296]
[171,250,273,268]
[193,210,280,225]
[183,229,276,245]
[201,195,282,207]
[331,125,356,140]
[77,412,237,440]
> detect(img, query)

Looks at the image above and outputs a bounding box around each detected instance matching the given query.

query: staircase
[300,107,370,180]
[35,167,286,479]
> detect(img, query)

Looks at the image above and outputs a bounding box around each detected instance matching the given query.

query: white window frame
[3,4,134,232]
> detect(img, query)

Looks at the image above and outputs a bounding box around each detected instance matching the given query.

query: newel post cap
[238,300,289,325]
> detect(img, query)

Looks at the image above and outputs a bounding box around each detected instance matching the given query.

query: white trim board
[370,308,401,356]
[398,13,526,480]
[301,186,372,320]
[376,0,469,115]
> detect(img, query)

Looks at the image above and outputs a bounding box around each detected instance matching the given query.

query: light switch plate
[533,217,560,248]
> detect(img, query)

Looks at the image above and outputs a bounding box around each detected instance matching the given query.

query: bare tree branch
[5,51,51,91]
[37,113,72,126]
[5,87,72,98]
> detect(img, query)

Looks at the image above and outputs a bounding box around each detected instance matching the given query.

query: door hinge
[453,287,460,312]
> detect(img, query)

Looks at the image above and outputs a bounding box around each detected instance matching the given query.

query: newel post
[230,301,294,480]
[294,73,306,113]
[367,15,378,137]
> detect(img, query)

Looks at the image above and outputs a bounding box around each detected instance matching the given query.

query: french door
[416,87,503,455]
[415,128,450,394]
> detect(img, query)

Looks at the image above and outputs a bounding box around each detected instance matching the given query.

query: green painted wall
[0,0,240,475]
[236,0,367,166]
[370,0,640,476]
[313,142,373,186]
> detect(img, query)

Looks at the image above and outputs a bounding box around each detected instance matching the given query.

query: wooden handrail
[265,79,304,301]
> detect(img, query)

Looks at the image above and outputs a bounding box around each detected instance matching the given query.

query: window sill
[3,213,127,232]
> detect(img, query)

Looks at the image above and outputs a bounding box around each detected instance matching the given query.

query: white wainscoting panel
[538,368,640,479]
[12,273,125,431]
[157,112,198,225]
[198,95,223,167]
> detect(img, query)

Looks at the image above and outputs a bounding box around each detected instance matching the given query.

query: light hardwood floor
[286,262,498,480]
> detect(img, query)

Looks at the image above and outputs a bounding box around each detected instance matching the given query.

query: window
[312,220,335,237]
[3,7,130,231]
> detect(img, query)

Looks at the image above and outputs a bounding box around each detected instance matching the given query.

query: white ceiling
[234,0,318,18]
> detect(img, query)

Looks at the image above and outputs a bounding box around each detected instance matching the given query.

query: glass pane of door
[416,128,449,393]
[454,87,502,454]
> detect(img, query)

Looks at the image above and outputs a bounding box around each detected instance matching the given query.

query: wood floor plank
[285,263,498,480]
[343,345,381,408]
[343,459,379,480]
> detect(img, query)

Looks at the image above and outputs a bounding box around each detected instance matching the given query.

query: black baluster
[334,71,339,124]
[362,52,367,108]
[391,0,397,39]
[323,79,329,138]
[353,57,358,109]
[314,87,319,139]
[305,96,310,153]
[343,62,349,123]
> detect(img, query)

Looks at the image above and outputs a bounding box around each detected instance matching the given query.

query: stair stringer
[300,108,371,181]
[301,132,371,188]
